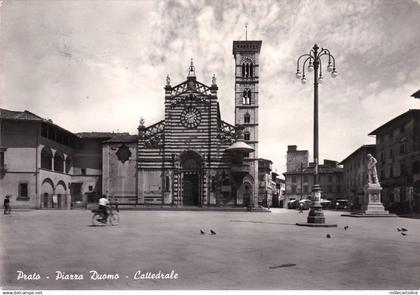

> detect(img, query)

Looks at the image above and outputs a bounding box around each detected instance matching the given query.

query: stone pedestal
[343,183,396,217]
[362,183,389,215]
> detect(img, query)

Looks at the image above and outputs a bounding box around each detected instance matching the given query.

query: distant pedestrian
[4,195,11,215]
[298,203,304,213]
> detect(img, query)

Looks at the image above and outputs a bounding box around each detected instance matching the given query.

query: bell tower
[232,40,262,207]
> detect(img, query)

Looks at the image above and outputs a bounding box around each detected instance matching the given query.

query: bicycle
[91,205,120,226]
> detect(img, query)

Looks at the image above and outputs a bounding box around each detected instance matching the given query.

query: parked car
[287,199,299,209]
[335,199,350,210]
[320,199,332,209]
[299,199,312,210]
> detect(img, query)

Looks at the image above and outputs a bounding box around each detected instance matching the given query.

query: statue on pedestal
[359,153,393,216]
[367,154,378,184]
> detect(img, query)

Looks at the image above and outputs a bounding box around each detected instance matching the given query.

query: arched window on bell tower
[244,131,250,141]
[242,88,251,105]
[241,60,254,78]
[244,113,250,124]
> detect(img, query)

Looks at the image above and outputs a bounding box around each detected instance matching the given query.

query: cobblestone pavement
[1,208,419,290]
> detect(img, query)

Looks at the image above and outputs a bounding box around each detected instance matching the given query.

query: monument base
[343,183,395,217]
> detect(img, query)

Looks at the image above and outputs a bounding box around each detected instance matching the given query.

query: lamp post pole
[295,44,337,224]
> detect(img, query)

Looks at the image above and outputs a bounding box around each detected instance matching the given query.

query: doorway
[183,173,199,206]
[180,150,202,206]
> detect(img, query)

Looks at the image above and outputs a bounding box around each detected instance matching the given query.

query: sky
[1,0,420,174]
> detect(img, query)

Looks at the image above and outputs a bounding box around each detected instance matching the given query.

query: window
[18,183,29,199]
[242,89,251,105]
[380,151,385,162]
[336,185,341,193]
[88,185,93,191]
[328,175,333,183]
[389,167,393,178]
[389,149,394,160]
[303,175,308,183]
[242,62,254,78]
[291,185,297,194]
[81,168,86,175]
[400,143,406,154]
[244,113,250,123]
[41,124,48,138]
[41,147,53,170]
[303,185,309,193]
[291,175,297,183]
[244,132,250,141]
[54,152,64,173]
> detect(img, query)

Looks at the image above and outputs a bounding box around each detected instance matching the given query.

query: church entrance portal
[183,173,199,206]
[180,151,202,206]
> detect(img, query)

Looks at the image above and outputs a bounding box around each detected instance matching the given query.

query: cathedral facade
[132,40,262,207]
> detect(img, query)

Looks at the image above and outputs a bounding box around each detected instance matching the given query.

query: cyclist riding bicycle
[98,194,110,223]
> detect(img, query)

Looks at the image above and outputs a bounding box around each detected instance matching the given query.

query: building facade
[136,40,262,208]
[283,145,344,205]
[0,109,109,209]
[340,144,376,209]
[369,109,420,213]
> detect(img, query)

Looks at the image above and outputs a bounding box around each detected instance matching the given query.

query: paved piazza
[1,209,420,290]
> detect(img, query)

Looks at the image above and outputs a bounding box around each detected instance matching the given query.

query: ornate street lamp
[295,44,338,226]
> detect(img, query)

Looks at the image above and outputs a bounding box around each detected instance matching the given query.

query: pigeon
[401,228,408,232]
[397,228,402,232]
[200,230,205,235]
[326,234,331,238]
[401,232,407,236]
[344,226,349,231]
[210,230,216,235]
